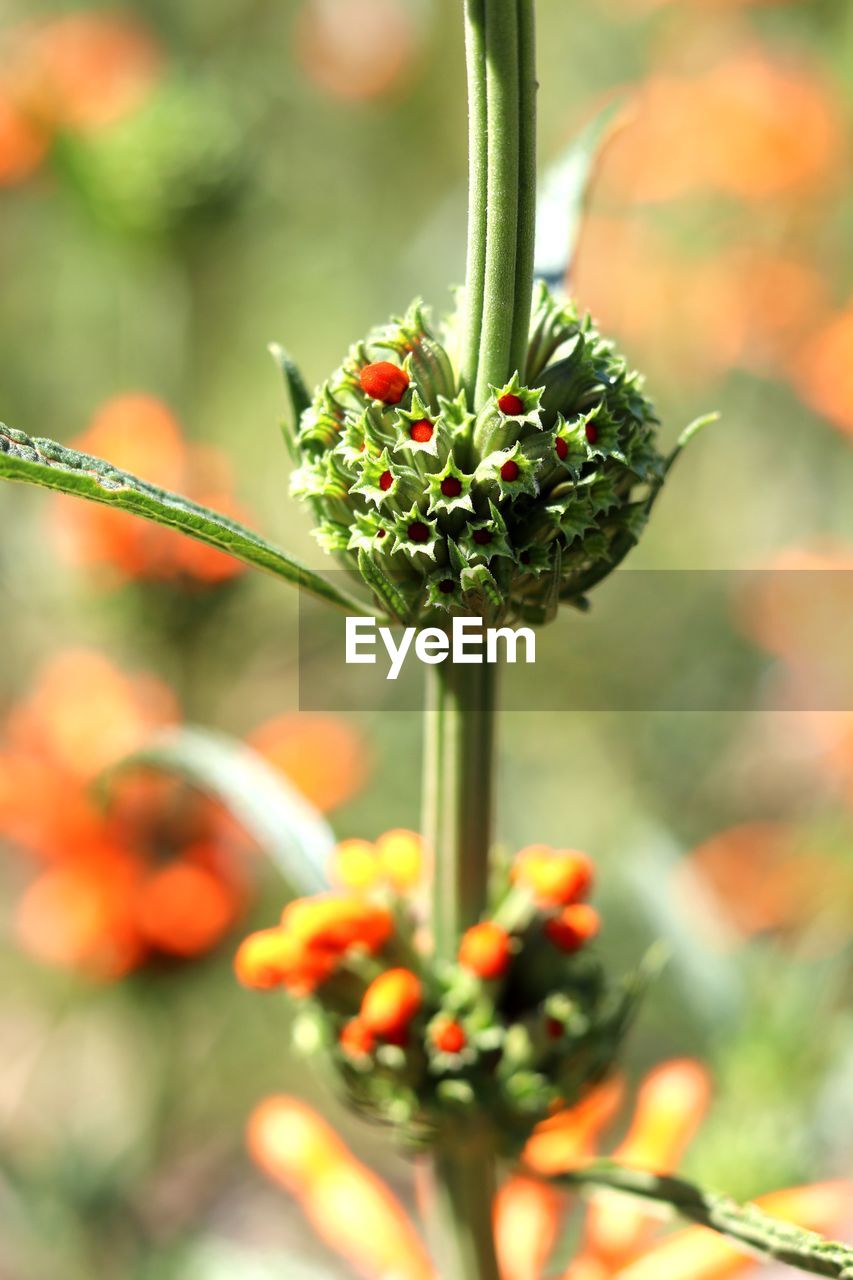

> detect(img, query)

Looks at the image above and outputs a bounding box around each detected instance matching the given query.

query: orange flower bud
[376,827,424,892]
[359,360,409,405]
[283,895,394,956]
[137,860,237,958]
[234,928,333,994]
[458,921,512,979]
[431,1018,467,1054]
[360,967,422,1039]
[331,838,382,892]
[513,845,594,907]
[339,1016,376,1059]
[545,903,601,953]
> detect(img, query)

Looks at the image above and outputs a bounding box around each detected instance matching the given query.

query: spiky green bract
[288,288,664,624]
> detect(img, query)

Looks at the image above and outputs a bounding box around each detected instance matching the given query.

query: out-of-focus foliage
[1,1,853,1277]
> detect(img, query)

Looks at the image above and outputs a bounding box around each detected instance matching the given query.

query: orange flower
[359,360,410,405]
[53,395,247,586]
[283,895,394,956]
[458,921,512,980]
[0,78,49,185]
[24,12,162,132]
[494,1176,563,1280]
[513,845,594,908]
[430,1018,467,1054]
[523,1076,626,1177]
[248,712,369,813]
[582,1061,711,1267]
[360,967,422,1040]
[135,858,240,958]
[332,838,383,891]
[340,1016,377,1058]
[294,0,420,104]
[601,50,842,203]
[248,1096,434,1279]
[249,1077,852,1280]
[795,307,853,439]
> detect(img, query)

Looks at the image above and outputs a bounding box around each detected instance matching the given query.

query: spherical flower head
[288,288,666,626]
[360,967,422,1040]
[545,903,601,954]
[458,921,512,979]
[282,895,394,956]
[512,845,595,908]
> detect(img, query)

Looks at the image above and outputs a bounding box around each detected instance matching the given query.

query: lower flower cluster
[235,832,642,1149]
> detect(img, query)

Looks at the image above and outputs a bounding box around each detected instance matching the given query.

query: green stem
[422,659,499,1280]
[464,0,538,409]
[460,0,487,401]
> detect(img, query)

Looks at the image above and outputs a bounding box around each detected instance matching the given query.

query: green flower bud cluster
[290,283,664,624]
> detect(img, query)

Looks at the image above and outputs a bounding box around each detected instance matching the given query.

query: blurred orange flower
[573,217,830,384]
[294,0,421,104]
[52,394,249,586]
[795,307,853,439]
[601,50,842,203]
[248,1060,852,1280]
[248,712,370,814]
[0,651,248,978]
[0,11,161,186]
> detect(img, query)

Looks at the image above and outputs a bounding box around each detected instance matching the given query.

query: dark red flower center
[585,422,599,445]
[379,470,393,491]
[441,476,463,498]
[472,529,492,546]
[408,521,430,544]
[498,392,524,416]
[500,459,520,482]
[555,437,568,460]
[439,578,455,594]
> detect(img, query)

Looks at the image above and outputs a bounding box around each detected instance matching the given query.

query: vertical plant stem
[509,0,538,382]
[423,660,496,964]
[474,1,520,409]
[422,658,499,1280]
[460,0,487,401]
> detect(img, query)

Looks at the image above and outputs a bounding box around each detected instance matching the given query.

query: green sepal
[460,563,503,616]
[391,504,442,563]
[473,374,544,456]
[348,509,390,554]
[427,456,475,517]
[394,391,440,459]
[357,549,412,622]
[459,500,514,563]
[351,448,402,509]
[474,442,541,501]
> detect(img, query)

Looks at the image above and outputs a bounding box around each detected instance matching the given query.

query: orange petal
[248,712,370,813]
[248,1097,434,1279]
[523,1077,625,1177]
[613,1181,853,1280]
[584,1060,711,1266]
[495,1175,563,1280]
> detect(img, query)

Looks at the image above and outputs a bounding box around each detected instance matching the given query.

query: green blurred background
[2,1,853,1276]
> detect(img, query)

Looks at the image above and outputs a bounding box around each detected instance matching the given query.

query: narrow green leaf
[269,342,312,458]
[357,548,414,623]
[552,1162,853,1279]
[670,411,721,466]
[0,423,375,615]
[106,726,333,896]
[534,100,624,288]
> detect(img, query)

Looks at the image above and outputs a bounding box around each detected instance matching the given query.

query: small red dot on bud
[376,529,386,539]
[472,529,492,546]
[500,459,520,482]
[555,437,568,461]
[546,1017,564,1040]
[439,578,455,594]
[432,1019,467,1054]
[520,551,531,565]
[441,476,463,498]
[379,470,393,491]
[498,393,524,416]
[408,521,430,544]
[585,423,599,445]
[359,361,410,406]
[410,420,434,443]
